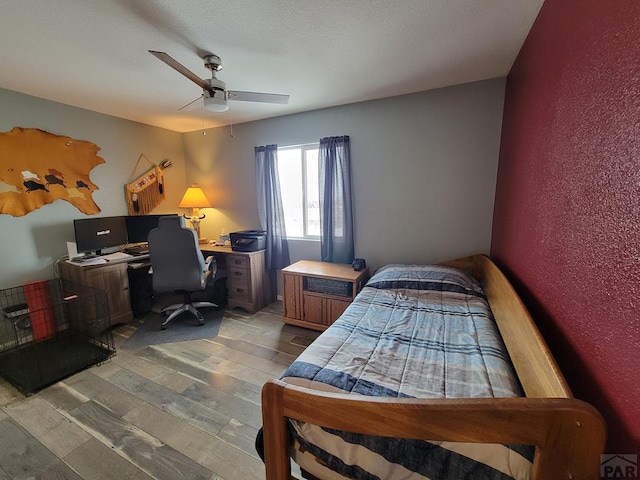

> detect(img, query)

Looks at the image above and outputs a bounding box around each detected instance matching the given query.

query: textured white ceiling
[0,0,543,133]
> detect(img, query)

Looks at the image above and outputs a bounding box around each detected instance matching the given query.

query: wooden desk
[58,247,274,326]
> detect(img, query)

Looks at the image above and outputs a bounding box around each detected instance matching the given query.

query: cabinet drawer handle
[236,288,244,293]
[234,259,242,265]
[234,271,243,276]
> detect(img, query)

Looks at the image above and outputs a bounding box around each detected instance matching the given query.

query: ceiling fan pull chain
[201,95,207,136]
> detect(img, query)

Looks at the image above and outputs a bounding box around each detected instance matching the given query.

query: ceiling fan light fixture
[204,95,229,112]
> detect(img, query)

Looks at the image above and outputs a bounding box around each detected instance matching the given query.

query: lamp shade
[179,185,211,208]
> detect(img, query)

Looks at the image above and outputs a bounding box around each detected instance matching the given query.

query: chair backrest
[148,216,207,292]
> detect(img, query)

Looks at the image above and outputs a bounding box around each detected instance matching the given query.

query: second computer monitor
[125,214,177,244]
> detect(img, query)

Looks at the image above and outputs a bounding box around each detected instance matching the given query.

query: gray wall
[0,88,187,289]
[0,77,505,292]
[182,78,506,274]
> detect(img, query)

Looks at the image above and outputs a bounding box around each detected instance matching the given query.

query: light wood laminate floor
[0,302,320,480]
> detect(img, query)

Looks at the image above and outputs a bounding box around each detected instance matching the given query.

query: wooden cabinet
[203,247,274,314]
[282,272,303,320]
[302,294,352,328]
[282,260,369,331]
[58,261,133,326]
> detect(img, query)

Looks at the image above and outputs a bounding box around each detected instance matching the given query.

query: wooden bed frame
[261,254,606,480]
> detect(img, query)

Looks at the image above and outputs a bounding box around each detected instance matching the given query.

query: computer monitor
[73,216,128,254]
[124,214,177,244]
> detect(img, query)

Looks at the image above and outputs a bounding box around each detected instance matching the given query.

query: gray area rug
[122,292,224,349]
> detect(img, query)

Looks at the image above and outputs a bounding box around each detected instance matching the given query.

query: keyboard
[70,256,107,265]
[101,251,133,262]
[124,245,149,255]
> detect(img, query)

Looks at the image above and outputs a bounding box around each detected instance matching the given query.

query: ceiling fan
[149,50,290,113]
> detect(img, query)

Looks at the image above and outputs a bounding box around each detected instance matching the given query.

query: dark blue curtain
[255,145,290,269]
[319,136,354,264]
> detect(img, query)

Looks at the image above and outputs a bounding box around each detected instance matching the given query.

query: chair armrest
[203,256,217,282]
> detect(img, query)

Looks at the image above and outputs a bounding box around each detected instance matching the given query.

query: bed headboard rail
[441,255,572,399]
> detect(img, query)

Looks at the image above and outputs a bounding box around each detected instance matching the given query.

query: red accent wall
[492,0,640,452]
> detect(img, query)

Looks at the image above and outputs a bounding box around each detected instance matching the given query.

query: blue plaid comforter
[280,264,534,480]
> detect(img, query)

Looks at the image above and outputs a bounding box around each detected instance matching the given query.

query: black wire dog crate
[0,278,115,395]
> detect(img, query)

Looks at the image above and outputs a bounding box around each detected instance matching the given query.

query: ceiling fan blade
[178,95,203,111]
[227,91,290,104]
[149,50,207,91]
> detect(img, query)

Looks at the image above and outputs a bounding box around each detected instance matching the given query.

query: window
[277,144,320,239]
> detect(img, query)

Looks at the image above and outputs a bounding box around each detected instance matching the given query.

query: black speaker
[352,258,367,271]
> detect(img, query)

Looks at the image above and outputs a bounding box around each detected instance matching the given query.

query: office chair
[148,216,217,329]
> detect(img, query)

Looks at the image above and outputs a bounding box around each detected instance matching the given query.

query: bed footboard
[262,380,605,480]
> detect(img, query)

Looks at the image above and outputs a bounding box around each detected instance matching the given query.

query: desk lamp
[179,184,212,244]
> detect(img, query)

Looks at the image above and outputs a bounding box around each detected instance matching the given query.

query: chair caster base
[156,299,216,330]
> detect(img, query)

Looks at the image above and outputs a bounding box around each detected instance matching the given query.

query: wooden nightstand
[281,260,369,331]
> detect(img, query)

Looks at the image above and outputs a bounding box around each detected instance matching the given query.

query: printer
[230,230,266,252]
